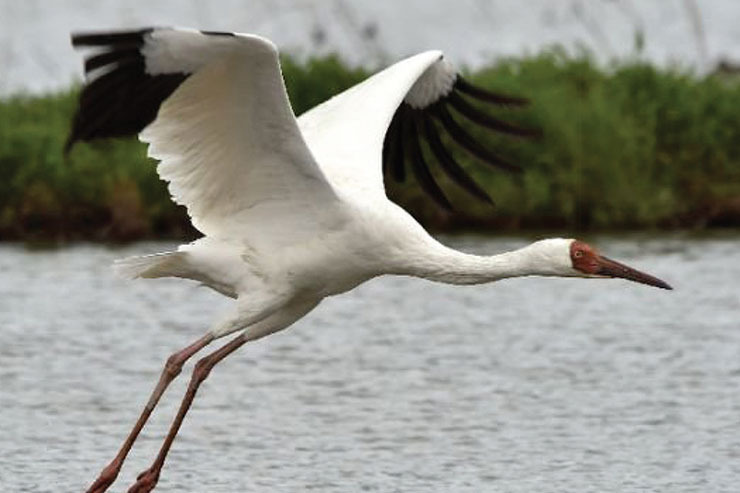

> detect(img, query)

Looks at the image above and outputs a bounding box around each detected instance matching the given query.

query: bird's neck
[401,241,562,285]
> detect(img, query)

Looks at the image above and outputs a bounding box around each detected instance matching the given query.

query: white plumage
[67,27,670,493]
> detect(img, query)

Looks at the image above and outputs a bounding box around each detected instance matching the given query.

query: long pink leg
[127,332,249,493]
[86,333,214,493]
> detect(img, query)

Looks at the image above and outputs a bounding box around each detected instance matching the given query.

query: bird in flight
[67,27,671,493]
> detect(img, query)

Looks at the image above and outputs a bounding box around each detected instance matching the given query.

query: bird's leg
[86,333,214,493]
[127,332,249,493]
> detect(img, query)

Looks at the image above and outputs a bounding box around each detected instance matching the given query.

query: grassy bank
[1,51,739,241]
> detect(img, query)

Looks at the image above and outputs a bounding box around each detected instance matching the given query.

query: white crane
[67,27,671,493]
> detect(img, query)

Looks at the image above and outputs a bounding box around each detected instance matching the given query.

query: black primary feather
[408,112,453,211]
[432,103,522,173]
[381,72,538,210]
[447,91,541,138]
[389,107,408,182]
[66,29,236,154]
[72,28,153,48]
[454,75,529,107]
[200,30,236,37]
[420,116,494,205]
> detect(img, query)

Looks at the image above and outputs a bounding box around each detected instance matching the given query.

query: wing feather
[68,28,340,240]
[408,110,452,211]
[420,116,493,205]
[297,53,538,211]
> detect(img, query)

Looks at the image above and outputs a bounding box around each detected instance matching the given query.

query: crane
[66,27,671,493]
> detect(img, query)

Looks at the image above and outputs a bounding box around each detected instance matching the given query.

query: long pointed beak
[596,256,673,290]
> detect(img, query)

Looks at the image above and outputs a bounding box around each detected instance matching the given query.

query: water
[0,234,738,492]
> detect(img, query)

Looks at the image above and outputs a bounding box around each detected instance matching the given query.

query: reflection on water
[1,233,739,492]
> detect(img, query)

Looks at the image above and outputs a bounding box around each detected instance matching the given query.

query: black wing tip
[388,107,407,182]
[68,27,190,151]
[433,104,522,174]
[200,30,236,37]
[410,122,454,211]
[420,116,495,206]
[447,91,541,140]
[71,28,156,48]
[455,75,530,107]
[66,27,241,156]
[71,28,237,49]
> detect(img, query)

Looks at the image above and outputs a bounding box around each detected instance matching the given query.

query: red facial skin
[569,239,672,289]
[569,240,601,275]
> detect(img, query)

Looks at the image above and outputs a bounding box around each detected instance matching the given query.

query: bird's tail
[113,251,188,280]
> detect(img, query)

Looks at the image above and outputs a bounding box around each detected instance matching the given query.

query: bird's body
[118,199,551,339]
[66,27,671,492]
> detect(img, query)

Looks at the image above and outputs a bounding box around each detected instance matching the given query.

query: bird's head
[524,238,672,289]
[568,239,671,289]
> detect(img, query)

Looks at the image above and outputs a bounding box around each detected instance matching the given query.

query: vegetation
[1,51,739,241]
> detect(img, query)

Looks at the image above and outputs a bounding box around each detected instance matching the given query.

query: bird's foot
[85,462,120,493]
[127,467,160,493]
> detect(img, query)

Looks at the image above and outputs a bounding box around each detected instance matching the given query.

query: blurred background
[2,0,740,94]
[1,1,739,493]
[1,0,739,240]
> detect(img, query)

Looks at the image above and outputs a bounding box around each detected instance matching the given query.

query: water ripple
[1,234,739,492]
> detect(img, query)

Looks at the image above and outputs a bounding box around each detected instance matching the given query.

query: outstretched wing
[298,52,538,210]
[67,28,340,240]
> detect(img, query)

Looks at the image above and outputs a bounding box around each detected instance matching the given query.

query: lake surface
[1,233,738,492]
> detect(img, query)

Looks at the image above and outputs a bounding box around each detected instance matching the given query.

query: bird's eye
[574,250,583,259]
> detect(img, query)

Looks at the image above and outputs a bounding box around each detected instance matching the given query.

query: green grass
[1,51,739,241]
